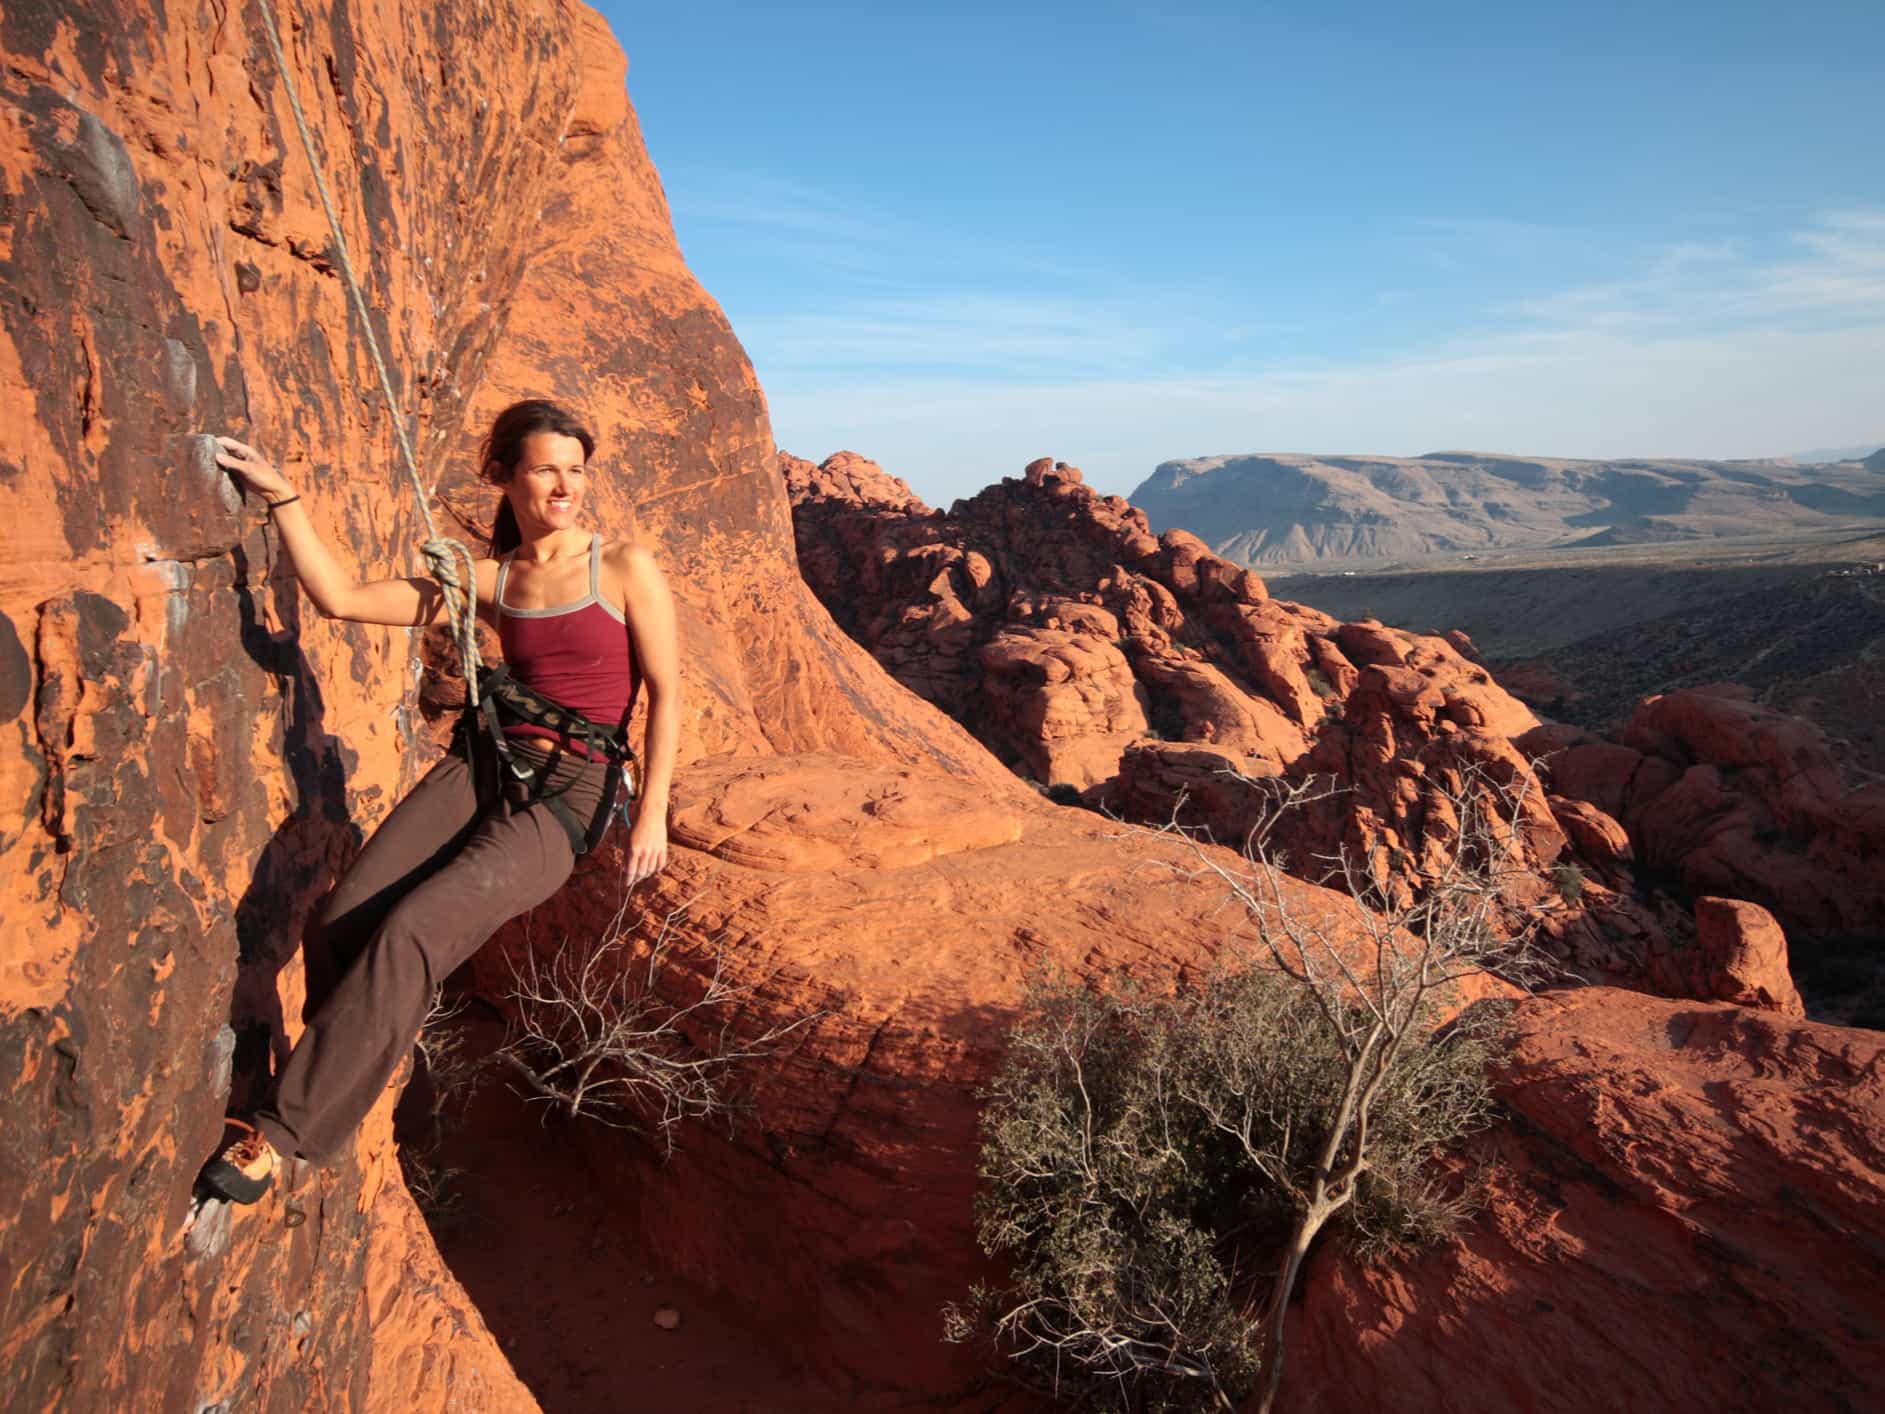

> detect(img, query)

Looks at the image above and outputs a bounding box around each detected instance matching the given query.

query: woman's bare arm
[610,542,681,884]
[215,437,494,626]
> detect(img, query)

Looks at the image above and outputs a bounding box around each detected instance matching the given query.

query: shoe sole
[200,1157,273,1205]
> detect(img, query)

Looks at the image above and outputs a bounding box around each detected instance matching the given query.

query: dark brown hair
[479,399,597,554]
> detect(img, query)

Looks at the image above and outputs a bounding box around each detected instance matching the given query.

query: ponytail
[490,498,523,556]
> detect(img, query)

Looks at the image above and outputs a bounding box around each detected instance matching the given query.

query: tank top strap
[494,551,516,617]
[588,533,602,599]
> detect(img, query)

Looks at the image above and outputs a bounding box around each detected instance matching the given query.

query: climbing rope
[251,0,485,705]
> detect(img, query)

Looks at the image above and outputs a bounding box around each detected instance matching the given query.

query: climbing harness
[471,665,639,856]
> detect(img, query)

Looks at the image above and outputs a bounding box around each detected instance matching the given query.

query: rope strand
[252,0,484,702]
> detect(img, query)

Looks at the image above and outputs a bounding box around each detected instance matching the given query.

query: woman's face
[504,431,589,536]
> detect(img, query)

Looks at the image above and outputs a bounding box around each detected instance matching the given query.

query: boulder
[1530,690,1885,940]
[1677,897,1806,1016]
[1290,987,1885,1413]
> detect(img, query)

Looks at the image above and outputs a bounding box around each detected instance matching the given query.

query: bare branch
[493,896,822,1153]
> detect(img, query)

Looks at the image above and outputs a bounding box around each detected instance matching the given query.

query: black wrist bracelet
[265,494,301,513]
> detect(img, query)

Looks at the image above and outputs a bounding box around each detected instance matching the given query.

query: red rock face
[1290,987,1885,1414]
[0,0,593,1404]
[1526,685,1885,941]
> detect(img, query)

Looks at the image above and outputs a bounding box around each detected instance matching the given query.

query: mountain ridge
[1130,450,1885,569]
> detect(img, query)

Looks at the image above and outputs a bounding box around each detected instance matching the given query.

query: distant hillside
[1795,441,1885,465]
[1268,531,1885,776]
[1129,451,1885,569]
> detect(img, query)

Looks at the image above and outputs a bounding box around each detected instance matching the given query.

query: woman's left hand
[625,810,669,887]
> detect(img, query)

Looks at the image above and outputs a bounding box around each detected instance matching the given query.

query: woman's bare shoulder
[600,538,664,580]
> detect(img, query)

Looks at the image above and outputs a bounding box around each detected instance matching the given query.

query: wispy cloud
[673,170,1289,379]
[676,190,891,245]
[1501,210,1885,330]
[671,171,1096,284]
[741,291,1291,380]
[754,209,1885,504]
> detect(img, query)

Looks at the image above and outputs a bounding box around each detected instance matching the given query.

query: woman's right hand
[214,436,296,503]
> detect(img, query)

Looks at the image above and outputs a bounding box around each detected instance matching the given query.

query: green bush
[1551,861,1585,904]
[946,968,1501,1411]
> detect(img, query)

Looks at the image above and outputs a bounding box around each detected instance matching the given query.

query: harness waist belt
[470,664,639,855]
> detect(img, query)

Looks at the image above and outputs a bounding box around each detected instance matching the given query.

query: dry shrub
[947,968,1502,1412]
[951,761,1547,1412]
[494,898,817,1152]
[404,897,817,1163]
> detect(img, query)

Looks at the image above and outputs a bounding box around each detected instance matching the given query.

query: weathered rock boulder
[1290,987,1885,1413]
[1648,896,1807,1016]
[1525,685,1885,940]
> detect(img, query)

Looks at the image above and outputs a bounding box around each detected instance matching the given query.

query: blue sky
[595,0,1885,505]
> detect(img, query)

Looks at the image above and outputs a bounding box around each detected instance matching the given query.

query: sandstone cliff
[2,0,601,1403]
[5,6,1883,1414]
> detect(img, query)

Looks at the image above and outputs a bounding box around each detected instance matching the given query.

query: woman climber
[198,398,680,1204]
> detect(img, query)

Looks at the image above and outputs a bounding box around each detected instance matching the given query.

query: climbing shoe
[200,1119,279,1204]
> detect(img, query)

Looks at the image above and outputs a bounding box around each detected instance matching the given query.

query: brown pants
[255,735,612,1163]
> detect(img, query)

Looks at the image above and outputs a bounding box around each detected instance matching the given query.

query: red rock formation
[782,450,1537,788]
[471,753,1508,1399]
[1525,685,1885,940]
[6,3,1880,1412]
[781,448,934,514]
[1290,987,1885,1413]
[1638,894,1808,1017]
[782,450,1670,977]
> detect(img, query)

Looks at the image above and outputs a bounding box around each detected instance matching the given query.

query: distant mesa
[1128,450,1885,570]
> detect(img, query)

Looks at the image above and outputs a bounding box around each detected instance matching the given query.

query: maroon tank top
[494,534,640,757]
